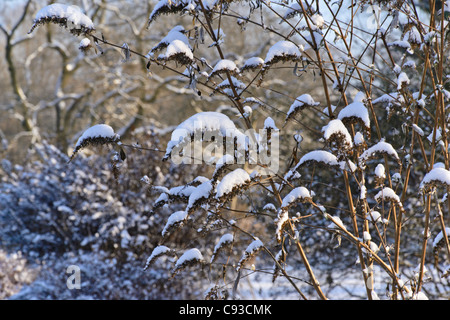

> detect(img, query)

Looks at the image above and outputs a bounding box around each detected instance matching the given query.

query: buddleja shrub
[29,1,450,300]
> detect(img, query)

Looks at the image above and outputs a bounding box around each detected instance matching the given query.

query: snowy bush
[1,0,450,300]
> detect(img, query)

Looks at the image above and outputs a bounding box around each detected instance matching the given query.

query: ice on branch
[143,245,175,270]
[208,59,240,79]
[322,119,353,150]
[237,239,264,271]
[28,3,95,36]
[285,94,319,123]
[210,233,234,263]
[157,39,194,65]
[171,248,204,277]
[419,167,450,192]
[295,150,339,171]
[215,168,251,201]
[359,140,400,165]
[162,210,188,237]
[264,41,303,66]
[70,124,120,162]
[337,101,370,132]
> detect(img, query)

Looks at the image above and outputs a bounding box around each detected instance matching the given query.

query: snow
[187,180,213,210]
[288,94,319,113]
[162,210,188,236]
[209,59,240,77]
[375,164,385,178]
[327,215,347,231]
[359,140,400,163]
[311,14,325,28]
[283,2,303,19]
[412,124,424,136]
[397,72,410,90]
[79,38,91,48]
[31,3,95,31]
[264,41,303,64]
[372,92,404,105]
[149,25,190,54]
[245,238,264,254]
[263,117,279,131]
[281,187,311,208]
[164,112,246,159]
[211,233,234,263]
[374,187,401,204]
[175,248,204,268]
[263,203,277,212]
[158,39,193,61]
[337,101,370,129]
[387,40,411,50]
[420,167,450,190]
[368,211,382,223]
[285,94,319,122]
[354,132,365,145]
[242,57,264,69]
[322,119,353,148]
[215,168,250,199]
[214,154,234,174]
[432,228,450,248]
[296,150,339,169]
[75,124,118,148]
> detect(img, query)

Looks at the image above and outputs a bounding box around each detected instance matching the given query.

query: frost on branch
[143,245,176,271]
[237,239,264,272]
[419,167,450,193]
[70,124,121,162]
[171,248,204,278]
[284,94,320,124]
[210,233,234,264]
[28,3,95,36]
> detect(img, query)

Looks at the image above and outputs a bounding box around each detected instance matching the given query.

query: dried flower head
[28,4,95,36]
